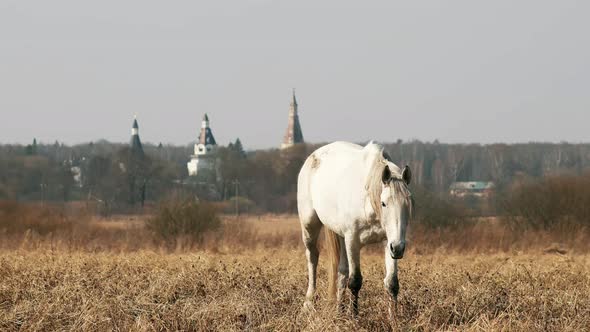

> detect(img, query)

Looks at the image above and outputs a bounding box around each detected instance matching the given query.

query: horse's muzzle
[389,242,405,259]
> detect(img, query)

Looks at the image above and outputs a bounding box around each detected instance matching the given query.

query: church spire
[199,113,216,145]
[281,89,304,149]
[291,88,297,107]
[132,114,139,134]
[130,115,144,155]
[187,113,218,177]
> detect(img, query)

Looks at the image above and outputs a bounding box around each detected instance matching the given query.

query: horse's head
[379,163,413,259]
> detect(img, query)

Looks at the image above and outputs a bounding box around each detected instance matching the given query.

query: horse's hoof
[336,302,346,315]
[388,299,398,321]
[303,300,314,312]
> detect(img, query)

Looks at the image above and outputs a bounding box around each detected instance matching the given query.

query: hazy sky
[1,1,588,149]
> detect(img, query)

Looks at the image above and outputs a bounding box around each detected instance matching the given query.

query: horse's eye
[381,202,386,207]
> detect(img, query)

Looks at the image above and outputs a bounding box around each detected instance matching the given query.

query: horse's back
[298,141,364,191]
[297,141,371,230]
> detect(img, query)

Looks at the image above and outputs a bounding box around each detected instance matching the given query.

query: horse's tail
[325,228,341,300]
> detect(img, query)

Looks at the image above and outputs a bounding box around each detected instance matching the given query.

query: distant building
[118,116,145,174]
[187,114,218,177]
[449,181,495,198]
[64,157,84,187]
[70,163,83,187]
[281,90,304,149]
[121,116,148,206]
[130,116,144,156]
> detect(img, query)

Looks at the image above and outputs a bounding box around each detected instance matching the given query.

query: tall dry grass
[2,200,590,254]
[0,201,152,252]
[0,201,304,253]
[1,251,589,331]
[2,201,590,330]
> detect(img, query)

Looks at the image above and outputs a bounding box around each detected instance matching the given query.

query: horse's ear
[402,165,412,185]
[382,165,392,184]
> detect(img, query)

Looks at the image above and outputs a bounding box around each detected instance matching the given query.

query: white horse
[297,141,413,315]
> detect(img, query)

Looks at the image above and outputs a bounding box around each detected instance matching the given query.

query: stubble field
[1,212,590,331]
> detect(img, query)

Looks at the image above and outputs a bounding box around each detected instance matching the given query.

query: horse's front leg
[345,234,362,316]
[383,245,399,319]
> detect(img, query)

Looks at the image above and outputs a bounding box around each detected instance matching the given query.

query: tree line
[1,139,590,213]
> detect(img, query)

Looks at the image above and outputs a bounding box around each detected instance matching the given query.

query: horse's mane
[365,144,413,220]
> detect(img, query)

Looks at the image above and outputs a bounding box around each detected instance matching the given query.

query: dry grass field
[1,250,589,331]
[2,203,590,331]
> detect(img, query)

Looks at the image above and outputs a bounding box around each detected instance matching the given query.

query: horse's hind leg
[344,234,363,316]
[301,211,322,309]
[336,236,349,312]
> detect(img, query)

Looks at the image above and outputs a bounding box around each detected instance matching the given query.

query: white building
[187,114,217,177]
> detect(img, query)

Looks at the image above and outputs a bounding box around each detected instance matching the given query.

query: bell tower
[130,115,144,155]
[281,89,304,149]
[187,113,217,176]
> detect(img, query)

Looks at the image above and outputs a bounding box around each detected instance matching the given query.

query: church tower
[281,89,304,149]
[130,116,144,155]
[187,114,218,177]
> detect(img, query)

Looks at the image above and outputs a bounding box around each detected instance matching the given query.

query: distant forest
[1,139,589,213]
